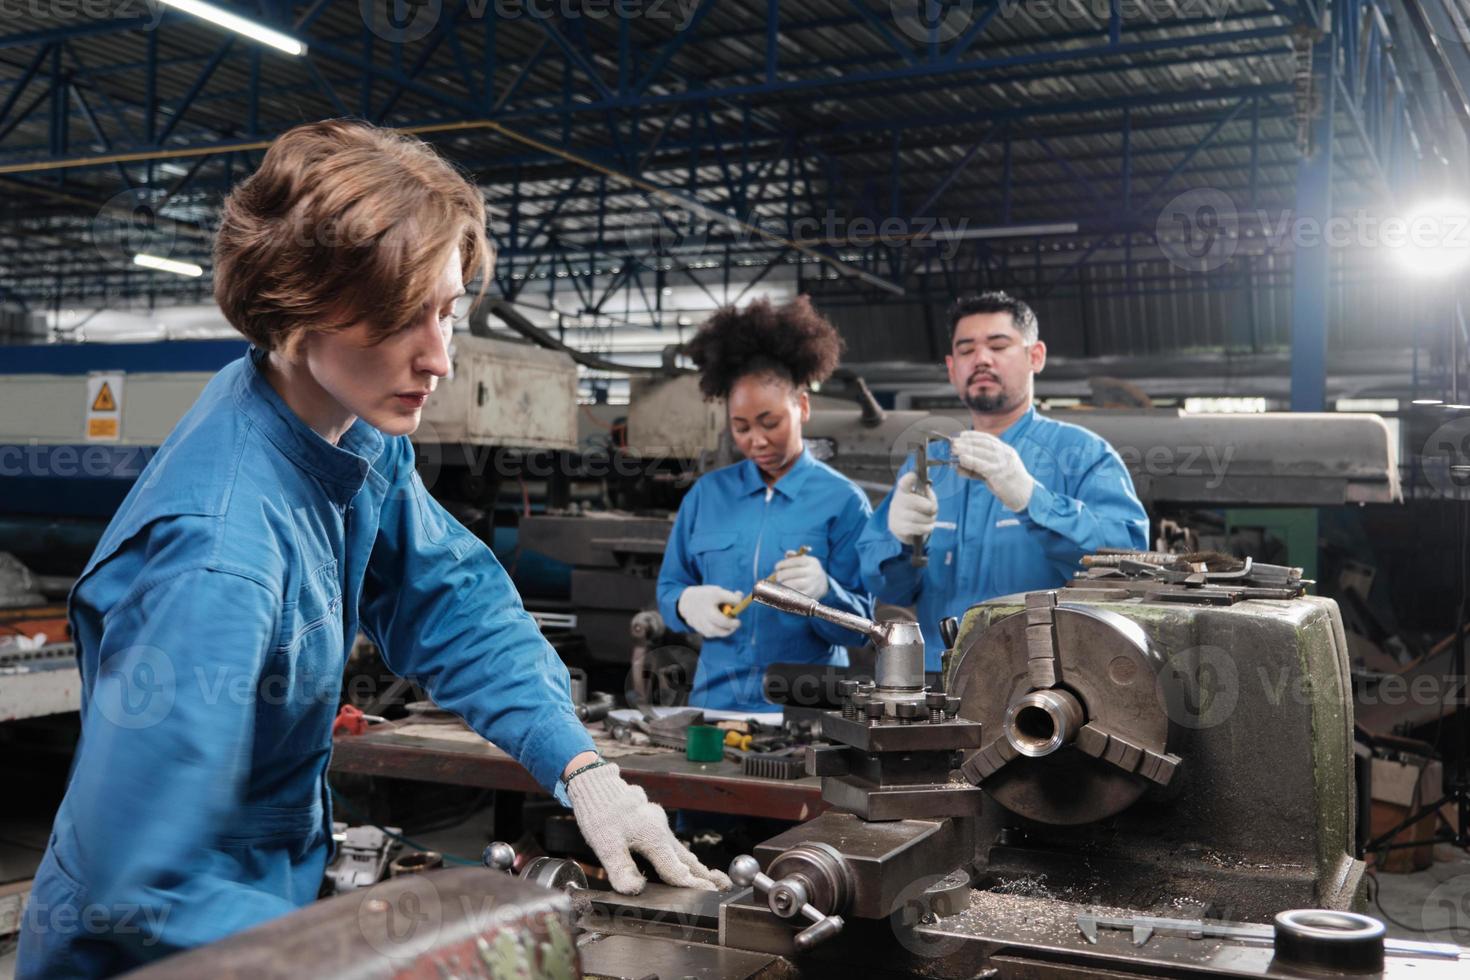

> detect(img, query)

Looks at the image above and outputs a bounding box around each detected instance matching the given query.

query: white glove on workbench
[886,470,939,542]
[677,584,742,638]
[773,552,829,599]
[952,431,1035,512]
[568,762,735,894]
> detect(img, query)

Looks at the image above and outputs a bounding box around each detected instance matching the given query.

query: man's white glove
[952,431,1035,512]
[568,763,734,894]
[773,552,828,599]
[677,584,742,638]
[887,470,939,542]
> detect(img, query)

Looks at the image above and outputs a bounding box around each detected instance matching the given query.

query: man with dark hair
[857,291,1148,667]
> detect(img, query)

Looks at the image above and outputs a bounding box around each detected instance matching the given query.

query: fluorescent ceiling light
[134,253,204,277]
[158,0,306,56]
[1412,398,1444,405]
[1335,398,1399,413]
[1183,396,1268,414]
[927,222,1081,241]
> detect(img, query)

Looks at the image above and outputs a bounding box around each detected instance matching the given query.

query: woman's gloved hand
[567,762,735,894]
[677,584,743,638]
[772,552,829,599]
[886,470,939,541]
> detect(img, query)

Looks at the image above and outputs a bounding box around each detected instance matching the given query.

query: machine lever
[752,581,884,643]
[911,440,930,568]
[729,855,846,952]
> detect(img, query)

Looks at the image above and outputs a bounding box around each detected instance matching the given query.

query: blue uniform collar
[737,445,817,499]
[997,405,1038,443]
[235,347,386,498]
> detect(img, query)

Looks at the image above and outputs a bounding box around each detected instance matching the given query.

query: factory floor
[1,820,1468,976]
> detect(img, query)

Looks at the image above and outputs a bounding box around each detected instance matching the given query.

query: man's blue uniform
[657,449,874,712]
[858,408,1148,668]
[19,349,593,977]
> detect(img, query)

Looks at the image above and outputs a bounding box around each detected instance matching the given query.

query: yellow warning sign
[85,372,124,443]
[91,382,117,412]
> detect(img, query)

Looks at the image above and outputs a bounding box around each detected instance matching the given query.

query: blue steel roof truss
[0,0,1455,321]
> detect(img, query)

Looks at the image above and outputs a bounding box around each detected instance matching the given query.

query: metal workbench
[329,723,828,822]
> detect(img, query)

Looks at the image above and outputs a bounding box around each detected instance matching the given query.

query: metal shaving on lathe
[1082,551,1245,573]
[1082,551,1176,567]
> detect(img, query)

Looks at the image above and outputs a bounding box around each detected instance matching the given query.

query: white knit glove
[772,552,828,599]
[951,431,1035,512]
[676,585,742,638]
[886,470,939,541]
[567,763,734,894]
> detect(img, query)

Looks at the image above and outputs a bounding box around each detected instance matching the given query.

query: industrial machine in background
[521,370,1401,682]
[124,556,1467,978]
[0,323,1404,689]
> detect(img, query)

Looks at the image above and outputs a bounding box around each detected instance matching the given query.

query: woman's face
[300,247,466,438]
[727,373,809,482]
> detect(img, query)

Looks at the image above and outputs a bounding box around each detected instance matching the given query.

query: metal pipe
[1004,688,1086,758]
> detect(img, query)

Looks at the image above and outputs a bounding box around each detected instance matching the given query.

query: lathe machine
[132,558,1466,979]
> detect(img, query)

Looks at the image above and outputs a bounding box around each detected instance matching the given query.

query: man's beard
[961,378,1017,415]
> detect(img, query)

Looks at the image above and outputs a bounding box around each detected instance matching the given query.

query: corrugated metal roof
[0,1,1435,306]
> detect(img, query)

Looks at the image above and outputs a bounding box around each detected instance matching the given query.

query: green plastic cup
[685,725,725,763]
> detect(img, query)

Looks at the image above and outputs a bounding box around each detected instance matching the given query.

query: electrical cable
[328,787,480,867]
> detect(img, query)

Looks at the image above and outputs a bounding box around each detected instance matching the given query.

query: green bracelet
[563,759,607,787]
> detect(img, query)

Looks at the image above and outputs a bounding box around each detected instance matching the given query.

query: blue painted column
[1290,14,1338,412]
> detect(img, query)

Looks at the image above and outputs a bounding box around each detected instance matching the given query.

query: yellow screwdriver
[720,546,811,617]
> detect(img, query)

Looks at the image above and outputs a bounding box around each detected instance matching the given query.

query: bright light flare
[133,253,203,277]
[1387,198,1470,279]
[158,0,306,56]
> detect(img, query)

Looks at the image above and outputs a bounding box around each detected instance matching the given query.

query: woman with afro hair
[656,296,875,712]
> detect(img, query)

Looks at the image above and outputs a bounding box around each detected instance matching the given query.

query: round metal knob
[729,854,762,888]
[482,841,516,872]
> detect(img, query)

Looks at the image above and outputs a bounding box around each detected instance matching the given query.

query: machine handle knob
[752,581,885,643]
[728,854,847,951]
[483,841,517,872]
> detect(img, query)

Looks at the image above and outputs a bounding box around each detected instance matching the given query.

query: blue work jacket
[657,449,874,712]
[19,349,593,978]
[857,408,1149,668]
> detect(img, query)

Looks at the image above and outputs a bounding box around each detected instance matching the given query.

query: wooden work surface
[330,721,828,822]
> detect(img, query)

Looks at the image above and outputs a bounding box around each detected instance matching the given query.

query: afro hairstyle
[683,295,845,400]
